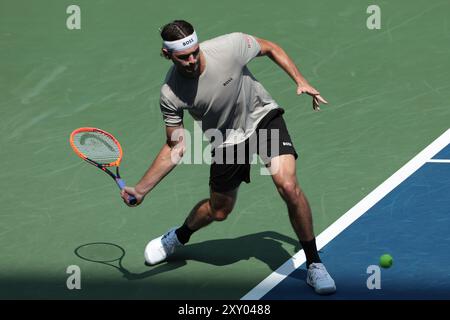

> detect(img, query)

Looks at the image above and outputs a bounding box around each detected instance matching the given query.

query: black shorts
[209,108,298,193]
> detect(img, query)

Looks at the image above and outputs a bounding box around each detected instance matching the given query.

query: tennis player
[121,20,336,295]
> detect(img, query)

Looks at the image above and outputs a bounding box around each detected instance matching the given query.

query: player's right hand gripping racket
[70,127,137,205]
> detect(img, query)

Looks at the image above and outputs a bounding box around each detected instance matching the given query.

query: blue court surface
[242,129,450,300]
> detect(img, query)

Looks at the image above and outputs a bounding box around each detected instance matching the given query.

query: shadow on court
[75,231,301,281]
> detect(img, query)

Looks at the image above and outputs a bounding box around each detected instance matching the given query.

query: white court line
[241,128,450,300]
[427,159,450,163]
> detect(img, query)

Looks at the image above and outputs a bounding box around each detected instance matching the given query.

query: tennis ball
[379,254,393,268]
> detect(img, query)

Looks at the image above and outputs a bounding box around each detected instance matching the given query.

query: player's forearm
[267,44,310,87]
[135,143,181,195]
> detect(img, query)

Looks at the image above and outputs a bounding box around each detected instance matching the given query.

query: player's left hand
[296,84,328,111]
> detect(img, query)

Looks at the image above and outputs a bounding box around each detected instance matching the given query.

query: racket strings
[72,131,121,165]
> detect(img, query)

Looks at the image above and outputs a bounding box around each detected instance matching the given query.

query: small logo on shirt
[245,36,252,48]
[223,77,233,86]
[282,142,292,147]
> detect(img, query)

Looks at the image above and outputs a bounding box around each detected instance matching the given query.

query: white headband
[163,31,198,52]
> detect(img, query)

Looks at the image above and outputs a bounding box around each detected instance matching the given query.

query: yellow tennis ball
[379,254,393,268]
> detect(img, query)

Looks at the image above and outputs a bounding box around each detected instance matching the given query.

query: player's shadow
[174,230,299,268]
[131,230,303,280]
[75,231,303,281]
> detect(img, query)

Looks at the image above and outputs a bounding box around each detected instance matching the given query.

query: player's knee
[277,180,300,202]
[211,205,233,221]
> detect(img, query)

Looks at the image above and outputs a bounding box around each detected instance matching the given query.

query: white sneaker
[306,263,337,295]
[144,227,183,265]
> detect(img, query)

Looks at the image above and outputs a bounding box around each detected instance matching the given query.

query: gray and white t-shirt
[160,32,279,147]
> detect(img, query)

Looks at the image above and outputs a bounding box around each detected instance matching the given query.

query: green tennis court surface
[1,0,449,299]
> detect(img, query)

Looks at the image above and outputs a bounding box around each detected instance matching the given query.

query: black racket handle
[128,196,137,205]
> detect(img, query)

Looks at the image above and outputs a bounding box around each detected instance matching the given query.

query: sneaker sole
[306,279,337,295]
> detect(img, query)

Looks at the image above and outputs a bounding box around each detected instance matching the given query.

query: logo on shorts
[282,142,292,147]
[223,77,233,86]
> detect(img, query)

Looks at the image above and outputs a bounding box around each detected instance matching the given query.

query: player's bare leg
[144,188,238,265]
[184,188,238,230]
[268,154,314,242]
[268,154,336,294]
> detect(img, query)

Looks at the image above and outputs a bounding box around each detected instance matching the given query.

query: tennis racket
[70,127,137,205]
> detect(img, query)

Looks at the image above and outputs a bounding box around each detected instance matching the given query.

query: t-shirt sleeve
[231,32,261,66]
[159,89,183,127]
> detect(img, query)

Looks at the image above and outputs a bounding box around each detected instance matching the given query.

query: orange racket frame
[70,127,136,205]
[70,127,123,167]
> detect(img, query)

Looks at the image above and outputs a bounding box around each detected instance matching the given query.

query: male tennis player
[121,20,336,294]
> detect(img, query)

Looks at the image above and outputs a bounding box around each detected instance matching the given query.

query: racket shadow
[74,242,187,281]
